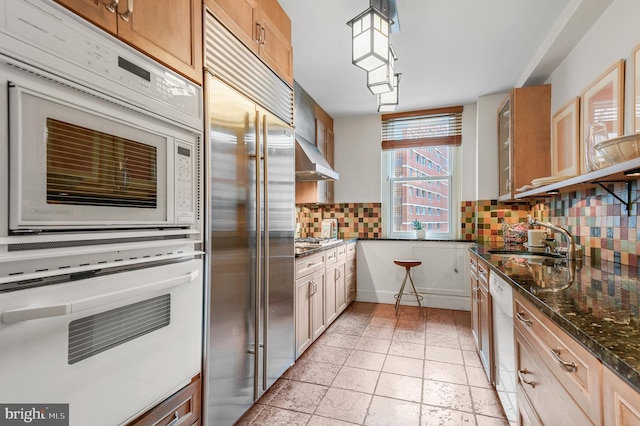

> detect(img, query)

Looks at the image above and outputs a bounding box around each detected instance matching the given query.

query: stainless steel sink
[487,250,564,262]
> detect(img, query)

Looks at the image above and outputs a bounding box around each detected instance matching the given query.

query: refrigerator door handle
[262,113,269,392]
[253,110,262,401]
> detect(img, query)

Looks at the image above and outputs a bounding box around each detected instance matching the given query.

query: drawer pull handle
[516,312,532,327]
[307,261,316,267]
[103,0,118,13]
[167,412,180,426]
[550,348,577,372]
[517,369,536,388]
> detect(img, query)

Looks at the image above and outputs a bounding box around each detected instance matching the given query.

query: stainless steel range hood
[295,135,339,181]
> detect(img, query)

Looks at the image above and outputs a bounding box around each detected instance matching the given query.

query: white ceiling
[278,0,613,118]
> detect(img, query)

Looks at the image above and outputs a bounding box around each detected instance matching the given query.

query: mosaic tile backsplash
[297,203,382,240]
[466,180,640,267]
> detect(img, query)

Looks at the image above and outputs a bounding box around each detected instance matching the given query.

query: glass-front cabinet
[497,85,551,202]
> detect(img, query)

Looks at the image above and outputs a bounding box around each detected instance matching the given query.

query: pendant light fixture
[377,73,401,112]
[367,45,396,95]
[347,0,393,72]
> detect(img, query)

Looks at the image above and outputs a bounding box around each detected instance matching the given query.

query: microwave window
[46,118,158,208]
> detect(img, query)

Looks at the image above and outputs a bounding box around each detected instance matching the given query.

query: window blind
[381,106,463,150]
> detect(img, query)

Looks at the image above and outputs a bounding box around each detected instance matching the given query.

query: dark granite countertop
[471,243,640,392]
[294,239,357,258]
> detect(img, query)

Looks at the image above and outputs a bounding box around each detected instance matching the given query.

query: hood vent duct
[295,135,339,181]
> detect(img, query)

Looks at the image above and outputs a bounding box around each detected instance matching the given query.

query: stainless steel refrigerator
[203,12,296,426]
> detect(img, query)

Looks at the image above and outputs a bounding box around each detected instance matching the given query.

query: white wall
[333,105,479,204]
[333,115,382,203]
[356,240,473,311]
[547,0,640,135]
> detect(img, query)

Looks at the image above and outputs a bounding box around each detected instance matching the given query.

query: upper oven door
[7,67,197,231]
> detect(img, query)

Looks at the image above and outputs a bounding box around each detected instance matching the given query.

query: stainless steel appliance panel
[206,75,294,426]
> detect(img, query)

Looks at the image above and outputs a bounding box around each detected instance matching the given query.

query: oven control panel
[0,0,202,130]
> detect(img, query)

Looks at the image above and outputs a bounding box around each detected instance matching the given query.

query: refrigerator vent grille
[204,12,294,126]
[68,294,170,364]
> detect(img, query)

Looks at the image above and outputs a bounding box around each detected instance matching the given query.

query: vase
[416,230,426,239]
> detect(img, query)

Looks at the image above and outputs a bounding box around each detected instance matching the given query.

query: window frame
[381,146,460,239]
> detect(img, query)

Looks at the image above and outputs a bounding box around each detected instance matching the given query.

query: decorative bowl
[594,134,640,164]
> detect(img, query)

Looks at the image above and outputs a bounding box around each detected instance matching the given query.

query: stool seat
[393,259,424,316]
[394,260,422,269]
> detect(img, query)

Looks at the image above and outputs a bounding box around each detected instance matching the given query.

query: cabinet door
[204,0,259,54]
[602,365,640,425]
[470,266,480,348]
[295,276,312,358]
[311,271,326,341]
[336,262,346,313]
[478,285,493,382]
[117,0,203,84]
[55,0,117,34]
[256,6,293,85]
[325,264,338,325]
[498,99,511,199]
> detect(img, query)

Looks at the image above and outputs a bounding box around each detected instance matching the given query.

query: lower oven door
[0,258,203,426]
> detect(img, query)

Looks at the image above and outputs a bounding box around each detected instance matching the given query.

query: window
[381,106,462,239]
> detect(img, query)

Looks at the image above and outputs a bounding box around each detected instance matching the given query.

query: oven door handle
[1,269,199,325]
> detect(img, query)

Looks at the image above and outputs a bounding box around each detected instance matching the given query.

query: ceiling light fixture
[377,73,401,112]
[367,45,396,95]
[347,0,393,72]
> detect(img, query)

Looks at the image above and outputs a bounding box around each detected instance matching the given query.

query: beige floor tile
[421,404,476,426]
[268,380,327,414]
[308,345,351,365]
[362,325,396,339]
[470,386,506,418]
[354,336,392,354]
[345,349,387,371]
[475,414,510,426]
[234,403,265,426]
[289,360,341,386]
[375,372,423,403]
[422,379,474,412]
[368,316,398,329]
[248,406,311,425]
[256,378,288,404]
[397,319,427,331]
[462,350,483,368]
[365,395,421,426]
[425,332,461,349]
[332,365,380,393]
[425,345,464,365]
[466,366,492,388]
[388,340,426,359]
[327,321,367,336]
[393,329,427,345]
[383,354,424,378]
[307,415,360,426]
[315,388,372,424]
[316,332,359,349]
[373,308,399,319]
[423,360,468,385]
[426,322,459,336]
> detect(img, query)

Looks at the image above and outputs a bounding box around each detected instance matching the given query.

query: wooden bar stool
[393,259,424,315]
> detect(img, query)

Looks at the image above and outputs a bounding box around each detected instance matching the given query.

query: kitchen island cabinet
[498,84,551,201]
[55,0,202,84]
[204,0,293,85]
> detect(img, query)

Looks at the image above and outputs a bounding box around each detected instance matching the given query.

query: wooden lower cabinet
[346,242,357,303]
[126,375,201,426]
[470,255,493,382]
[295,268,325,357]
[602,366,640,425]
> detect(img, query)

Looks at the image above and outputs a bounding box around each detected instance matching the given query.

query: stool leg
[407,271,424,315]
[394,270,409,315]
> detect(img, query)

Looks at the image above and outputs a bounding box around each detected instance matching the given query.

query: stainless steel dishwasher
[490,273,517,425]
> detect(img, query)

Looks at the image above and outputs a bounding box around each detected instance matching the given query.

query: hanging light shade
[377,73,401,112]
[347,4,392,72]
[367,45,396,95]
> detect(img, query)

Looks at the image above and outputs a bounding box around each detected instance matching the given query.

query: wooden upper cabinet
[205,0,293,85]
[497,84,551,201]
[204,0,259,54]
[55,0,203,85]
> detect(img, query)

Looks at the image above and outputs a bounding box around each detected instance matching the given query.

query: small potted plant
[411,219,426,239]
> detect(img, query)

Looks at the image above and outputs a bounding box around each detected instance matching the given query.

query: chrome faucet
[528,219,577,260]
